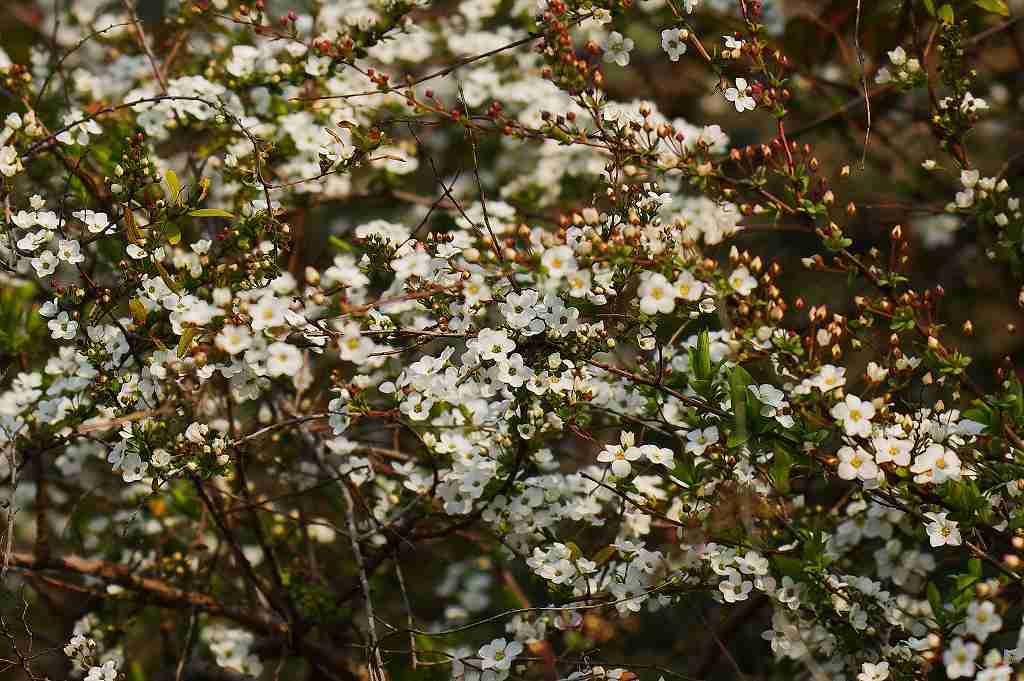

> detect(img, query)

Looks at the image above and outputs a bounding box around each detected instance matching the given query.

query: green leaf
[727,366,753,449]
[177,327,197,358]
[188,208,235,219]
[771,555,803,579]
[771,442,793,493]
[128,299,148,325]
[694,329,712,381]
[164,222,181,245]
[165,169,182,205]
[927,582,943,617]
[961,407,991,428]
[938,3,954,23]
[923,0,935,14]
[976,0,1009,15]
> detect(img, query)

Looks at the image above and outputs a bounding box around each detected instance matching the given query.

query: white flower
[872,437,911,467]
[85,660,119,681]
[74,210,110,234]
[858,661,889,681]
[478,638,523,671]
[673,270,705,301]
[541,245,577,278]
[925,511,962,547]
[0,145,22,176]
[119,451,148,483]
[642,444,674,466]
[960,92,988,114]
[216,325,253,355]
[477,328,515,361]
[911,443,962,484]
[661,28,688,61]
[603,31,634,67]
[719,568,753,602]
[48,311,78,340]
[944,637,980,678]
[338,324,376,364]
[39,299,59,317]
[961,169,981,188]
[598,432,644,477]
[497,353,530,388]
[266,342,303,377]
[463,274,492,305]
[126,243,148,260]
[57,239,85,264]
[185,423,209,444]
[17,229,49,252]
[837,445,879,482]
[749,384,786,414]
[151,449,172,468]
[777,577,802,610]
[56,110,102,146]
[965,600,1002,642]
[811,364,846,392]
[830,394,875,438]
[250,295,288,331]
[564,269,591,298]
[866,361,889,382]
[723,35,744,58]
[724,78,756,113]
[728,266,757,295]
[686,426,718,455]
[887,46,907,66]
[638,272,676,314]
[31,250,59,277]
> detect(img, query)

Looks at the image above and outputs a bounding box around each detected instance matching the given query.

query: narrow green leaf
[177,327,197,358]
[976,0,1009,16]
[728,366,753,449]
[771,442,793,494]
[166,169,182,205]
[188,208,235,219]
[695,329,712,381]
[927,582,943,617]
[923,0,935,14]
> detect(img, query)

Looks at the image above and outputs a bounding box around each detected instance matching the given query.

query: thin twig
[854,0,871,167]
[341,478,387,681]
[121,0,168,93]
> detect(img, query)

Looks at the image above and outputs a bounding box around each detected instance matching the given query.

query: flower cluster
[5,1,1024,681]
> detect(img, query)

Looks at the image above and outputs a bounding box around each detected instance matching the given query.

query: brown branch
[8,552,353,678]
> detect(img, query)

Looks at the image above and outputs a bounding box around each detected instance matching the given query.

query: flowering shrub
[3,0,1024,680]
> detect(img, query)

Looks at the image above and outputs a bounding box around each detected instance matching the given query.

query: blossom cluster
[0,0,1023,680]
